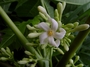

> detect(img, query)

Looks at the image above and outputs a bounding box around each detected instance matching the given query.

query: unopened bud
[22,58,29,61]
[69,59,73,64]
[30,63,36,67]
[0,57,8,61]
[54,9,59,21]
[72,24,89,32]
[1,48,9,56]
[64,44,69,51]
[57,2,63,20]
[66,23,74,28]
[66,37,71,43]
[25,51,33,56]
[76,56,79,60]
[38,6,47,15]
[28,33,41,38]
[38,6,50,18]
[29,59,34,62]
[74,56,80,63]
[18,60,28,64]
[27,24,36,30]
[39,12,47,20]
[57,2,63,14]
[73,22,79,27]
[62,2,66,10]
[69,35,75,39]
[6,47,11,55]
[66,64,71,67]
[55,48,64,55]
[76,64,84,66]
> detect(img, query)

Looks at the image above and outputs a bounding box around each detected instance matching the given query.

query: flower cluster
[66,55,84,67]
[26,2,89,67]
[27,5,66,47]
[0,47,14,61]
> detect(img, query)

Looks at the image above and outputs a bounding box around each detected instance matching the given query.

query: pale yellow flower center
[48,30,53,36]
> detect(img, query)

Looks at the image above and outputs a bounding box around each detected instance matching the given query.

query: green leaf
[0,21,29,48]
[30,15,40,25]
[15,0,40,17]
[0,29,15,48]
[18,21,28,34]
[79,53,90,66]
[54,0,90,5]
[44,0,54,18]
[0,0,16,5]
[83,3,90,11]
[64,2,90,23]
[15,0,28,9]
[0,0,16,13]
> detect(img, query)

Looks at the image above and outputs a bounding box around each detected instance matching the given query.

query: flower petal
[48,18,58,31]
[39,32,48,44]
[37,22,49,31]
[54,28,66,39]
[48,36,60,47]
[56,39,60,47]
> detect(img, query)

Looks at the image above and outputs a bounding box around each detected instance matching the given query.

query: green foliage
[15,0,41,17]
[0,0,90,67]
[63,2,90,24]
[54,0,90,5]
[41,0,54,18]
[78,35,90,66]
[0,21,28,49]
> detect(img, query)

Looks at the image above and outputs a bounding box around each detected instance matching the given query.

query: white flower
[37,18,66,47]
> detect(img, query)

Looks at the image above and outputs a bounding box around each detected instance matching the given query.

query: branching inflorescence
[0,2,89,67]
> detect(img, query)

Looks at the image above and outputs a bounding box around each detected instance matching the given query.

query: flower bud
[39,12,47,20]
[1,48,9,56]
[69,35,75,39]
[25,51,33,56]
[38,6,47,15]
[6,47,11,55]
[66,64,71,67]
[30,63,36,67]
[57,2,63,14]
[28,33,41,38]
[29,59,34,62]
[73,22,79,27]
[22,58,29,61]
[74,56,80,63]
[62,2,66,10]
[18,60,28,64]
[66,23,74,28]
[0,57,8,61]
[55,48,64,55]
[54,9,59,21]
[72,24,89,32]
[76,64,84,66]
[66,37,71,43]
[38,6,50,18]
[27,24,36,30]
[57,2,63,20]
[64,44,69,51]
[69,59,73,64]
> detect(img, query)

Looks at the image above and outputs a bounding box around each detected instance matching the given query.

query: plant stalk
[0,6,41,59]
[0,6,51,67]
[56,17,90,67]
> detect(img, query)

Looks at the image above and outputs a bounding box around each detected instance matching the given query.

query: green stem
[0,6,41,59]
[0,6,50,67]
[56,17,90,67]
